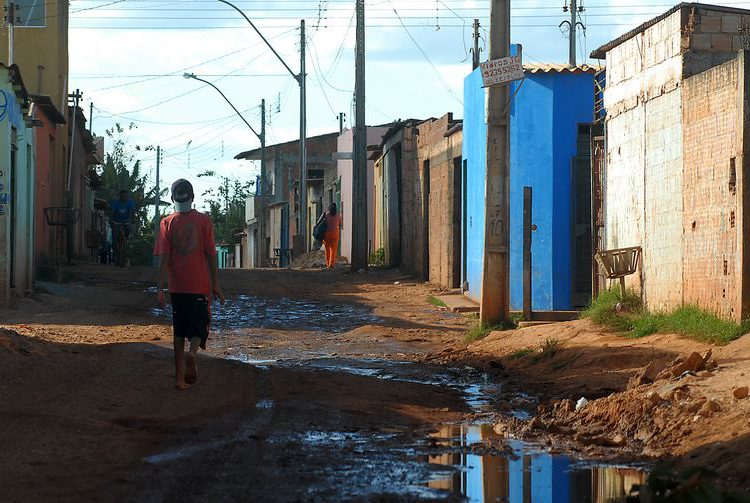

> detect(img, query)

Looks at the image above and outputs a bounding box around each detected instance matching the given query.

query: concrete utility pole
[351,0,367,272]
[154,145,160,240]
[89,102,94,133]
[299,19,308,252]
[5,1,15,65]
[259,98,266,267]
[338,112,346,134]
[561,0,585,67]
[472,18,481,70]
[480,0,511,326]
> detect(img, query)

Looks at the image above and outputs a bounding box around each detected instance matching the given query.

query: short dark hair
[329,203,337,214]
[119,189,128,195]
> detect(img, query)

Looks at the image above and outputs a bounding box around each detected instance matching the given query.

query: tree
[198,170,254,246]
[97,123,159,266]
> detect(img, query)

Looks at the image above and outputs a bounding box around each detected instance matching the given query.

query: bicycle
[110,221,132,268]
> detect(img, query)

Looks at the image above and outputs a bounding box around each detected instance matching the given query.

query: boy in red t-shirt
[154,179,225,390]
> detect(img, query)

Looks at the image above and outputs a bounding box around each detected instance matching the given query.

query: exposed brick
[682,58,741,320]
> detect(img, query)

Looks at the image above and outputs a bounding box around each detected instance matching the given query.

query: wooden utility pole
[523,186,532,321]
[351,0,367,272]
[480,0,511,326]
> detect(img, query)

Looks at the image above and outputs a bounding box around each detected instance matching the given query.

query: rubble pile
[528,350,744,457]
[291,250,327,269]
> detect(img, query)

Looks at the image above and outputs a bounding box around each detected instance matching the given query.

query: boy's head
[171,179,194,213]
[119,189,129,202]
[329,203,337,215]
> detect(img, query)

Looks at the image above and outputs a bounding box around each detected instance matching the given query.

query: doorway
[572,124,593,307]
[461,159,468,291]
[9,127,17,289]
[421,159,430,281]
[452,157,462,288]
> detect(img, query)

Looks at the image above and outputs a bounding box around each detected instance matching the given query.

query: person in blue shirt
[110,189,135,239]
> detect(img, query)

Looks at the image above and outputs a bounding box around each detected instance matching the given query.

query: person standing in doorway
[154,179,225,390]
[317,203,343,270]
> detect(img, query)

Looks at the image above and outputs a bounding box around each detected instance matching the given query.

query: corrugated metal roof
[590,2,750,60]
[524,63,597,74]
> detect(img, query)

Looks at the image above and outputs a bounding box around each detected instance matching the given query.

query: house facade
[372,120,423,273]
[418,114,463,288]
[594,3,750,320]
[235,132,338,267]
[0,64,36,307]
[462,63,595,311]
[30,94,66,268]
[335,125,391,262]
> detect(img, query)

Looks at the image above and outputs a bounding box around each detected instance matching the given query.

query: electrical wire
[388,1,463,105]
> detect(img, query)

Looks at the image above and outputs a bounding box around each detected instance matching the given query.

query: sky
[62,0,750,210]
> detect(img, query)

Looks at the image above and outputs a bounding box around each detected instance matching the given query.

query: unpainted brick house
[417,114,463,288]
[595,2,750,320]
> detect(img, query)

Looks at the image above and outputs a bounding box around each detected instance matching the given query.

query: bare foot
[185,352,198,385]
[174,382,190,391]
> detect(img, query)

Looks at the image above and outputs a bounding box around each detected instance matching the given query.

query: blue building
[462,62,595,311]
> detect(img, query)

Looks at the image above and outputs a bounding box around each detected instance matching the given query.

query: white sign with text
[480,56,524,87]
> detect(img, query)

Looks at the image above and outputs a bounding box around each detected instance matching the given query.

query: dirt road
[1,264,744,501]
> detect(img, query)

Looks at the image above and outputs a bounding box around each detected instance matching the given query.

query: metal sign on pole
[479,55,524,87]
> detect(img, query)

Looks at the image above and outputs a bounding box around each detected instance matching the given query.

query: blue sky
[64,0,750,208]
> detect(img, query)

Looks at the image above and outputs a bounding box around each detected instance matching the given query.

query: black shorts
[171,293,210,349]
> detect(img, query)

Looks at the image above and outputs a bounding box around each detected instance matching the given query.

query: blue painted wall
[462,65,594,311]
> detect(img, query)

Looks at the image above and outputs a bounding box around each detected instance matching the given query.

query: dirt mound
[524,350,750,488]
[0,328,33,355]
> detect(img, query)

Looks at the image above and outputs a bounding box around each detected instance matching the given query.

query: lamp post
[214,0,308,252]
[183,73,266,267]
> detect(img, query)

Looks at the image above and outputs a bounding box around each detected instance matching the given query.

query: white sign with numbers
[480,56,524,87]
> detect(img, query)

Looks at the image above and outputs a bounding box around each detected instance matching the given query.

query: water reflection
[425,425,647,503]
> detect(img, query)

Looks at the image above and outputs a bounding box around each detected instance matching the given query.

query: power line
[388,1,463,105]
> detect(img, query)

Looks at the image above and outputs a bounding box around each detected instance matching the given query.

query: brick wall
[417,114,463,288]
[682,57,742,319]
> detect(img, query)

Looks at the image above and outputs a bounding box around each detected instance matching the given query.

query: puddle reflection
[425,425,647,503]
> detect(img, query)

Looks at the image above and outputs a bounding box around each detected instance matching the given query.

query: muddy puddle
[151,294,380,333]
[147,292,649,500]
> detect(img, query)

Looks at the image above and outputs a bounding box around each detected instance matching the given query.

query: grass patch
[509,347,534,359]
[427,296,447,308]
[465,318,517,343]
[531,337,561,363]
[583,288,750,344]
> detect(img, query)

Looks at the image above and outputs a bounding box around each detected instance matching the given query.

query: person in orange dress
[317,203,343,270]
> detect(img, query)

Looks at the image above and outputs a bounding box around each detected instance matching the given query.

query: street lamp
[183,72,266,267]
[214,0,308,252]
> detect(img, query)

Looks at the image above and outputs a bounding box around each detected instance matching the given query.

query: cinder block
[692,33,712,51]
[712,34,734,51]
[722,16,741,33]
[701,15,722,33]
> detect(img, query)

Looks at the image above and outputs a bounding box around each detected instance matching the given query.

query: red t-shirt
[153,210,217,295]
